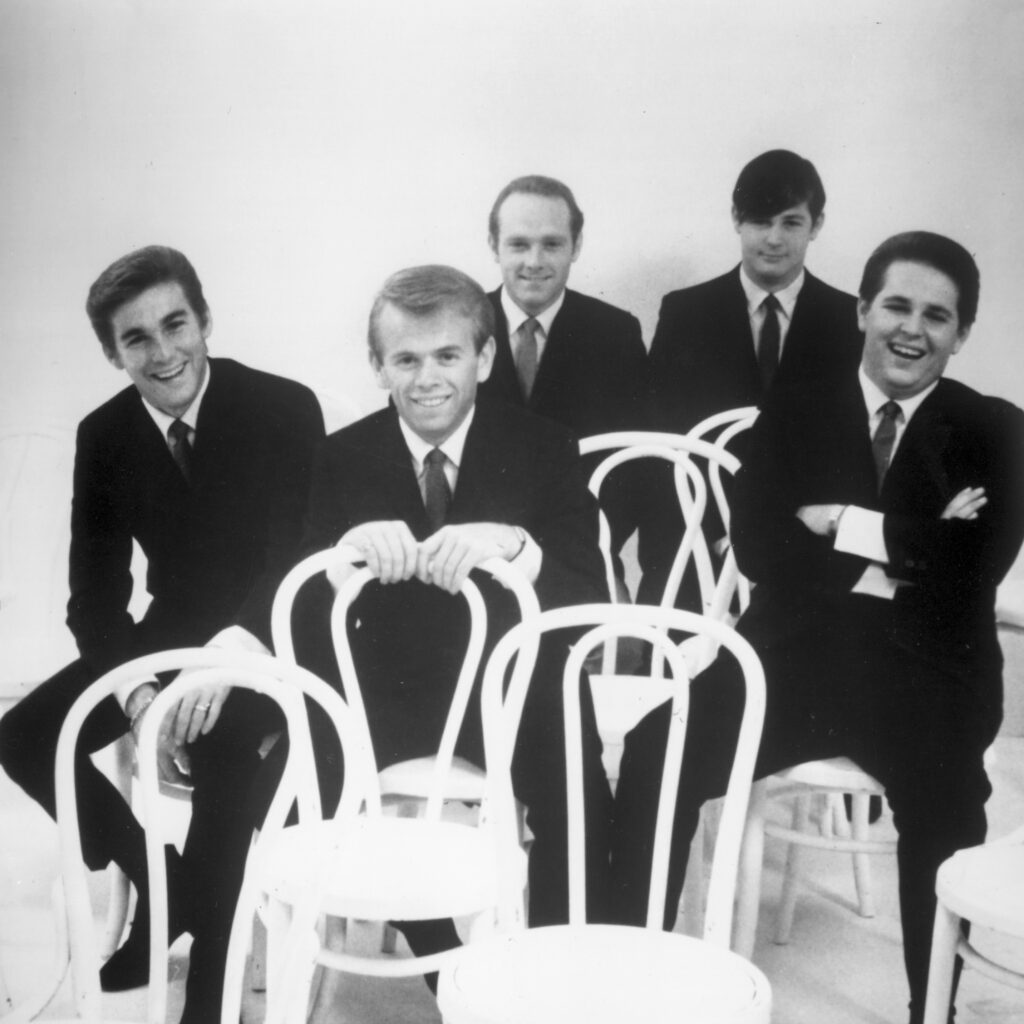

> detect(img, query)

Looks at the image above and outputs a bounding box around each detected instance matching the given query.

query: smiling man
[611,232,1024,1024]
[639,149,864,607]
[230,264,613,988]
[481,176,650,572]
[0,245,324,1021]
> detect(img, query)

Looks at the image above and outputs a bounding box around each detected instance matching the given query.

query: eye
[438,351,460,364]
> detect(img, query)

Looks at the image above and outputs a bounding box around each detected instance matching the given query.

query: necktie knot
[168,419,192,483]
[423,447,451,532]
[757,294,781,390]
[516,317,540,400]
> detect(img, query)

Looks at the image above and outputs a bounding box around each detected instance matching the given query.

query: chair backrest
[271,545,540,819]
[481,604,765,949]
[54,647,372,1024]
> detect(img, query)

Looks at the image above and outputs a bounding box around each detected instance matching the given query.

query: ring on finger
[195,703,211,712]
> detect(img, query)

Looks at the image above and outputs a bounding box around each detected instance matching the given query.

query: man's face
[105,280,211,418]
[490,192,581,316]
[858,260,968,400]
[733,201,822,291]
[372,304,495,446]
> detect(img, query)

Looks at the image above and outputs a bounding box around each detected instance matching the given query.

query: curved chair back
[481,604,765,948]
[55,647,371,1024]
[271,546,540,819]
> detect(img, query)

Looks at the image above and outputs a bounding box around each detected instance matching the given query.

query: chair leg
[306,917,347,1024]
[101,863,132,958]
[250,914,269,991]
[381,923,399,954]
[775,792,811,945]
[922,901,961,1024]
[849,792,876,918]
[733,781,767,959]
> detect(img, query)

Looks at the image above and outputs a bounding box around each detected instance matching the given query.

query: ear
[200,310,213,340]
[952,324,970,355]
[104,345,124,370]
[369,349,389,389]
[489,234,500,261]
[476,336,496,383]
[570,231,583,263]
[809,211,825,241]
[856,297,870,333]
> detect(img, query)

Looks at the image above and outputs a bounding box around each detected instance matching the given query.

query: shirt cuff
[207,625,273,656]
[833,505,889,563]
[116,676,158,712]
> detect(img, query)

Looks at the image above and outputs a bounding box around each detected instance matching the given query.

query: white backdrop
[2,0,1022,530]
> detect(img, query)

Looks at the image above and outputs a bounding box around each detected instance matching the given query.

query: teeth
[890,344,922,359]
[416,396,447,407]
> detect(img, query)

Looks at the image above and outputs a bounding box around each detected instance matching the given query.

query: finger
[185,700,211,745]
[172,698,195,746]
[397,527,419,580]
[447,547,478,594]
[200,688,229,736]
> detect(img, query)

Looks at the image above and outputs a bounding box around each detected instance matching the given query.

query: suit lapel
[379,408,432,534]
[486,290,526,405]
[883,385,955,506]
[721,269,760,392]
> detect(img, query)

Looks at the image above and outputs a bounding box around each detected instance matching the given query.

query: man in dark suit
[481,175,650,570]
[638,150,863,606]
[611,232,1024,1024]
[233,264,613,970]
[0,246,325,1019]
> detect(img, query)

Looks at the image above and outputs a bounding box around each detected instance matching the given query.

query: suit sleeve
[648,293,692,432]
[530,430,610,610]
[66,421,139,673]
[882,401,1024,593]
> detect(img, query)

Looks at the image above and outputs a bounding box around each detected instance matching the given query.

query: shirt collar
[500,286,566,338]
[398,404,476,474]
[140,358,211,438]
[858,365,937,425]
[739,265,805,321]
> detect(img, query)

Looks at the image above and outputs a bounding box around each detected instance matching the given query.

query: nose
[415,358,442,388]
[900,311,925,337]
[765,222,784,247]
[152,333,176,363]
[524,243,543,267]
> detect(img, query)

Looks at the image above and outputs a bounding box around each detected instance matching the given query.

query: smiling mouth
[889,342,924,361]
[152,364,187,382]
[413,395,450,408]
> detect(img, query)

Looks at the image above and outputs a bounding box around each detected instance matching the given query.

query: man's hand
[170,681,232,746]
[796,503,846,537]
[127,683,191,785]
[941,486,987,520]
[417,523,521,594]
[339,521,420,584]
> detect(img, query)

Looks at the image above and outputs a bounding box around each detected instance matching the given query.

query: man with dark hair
[611,232,1024,1024]
[0,245,325,1021]
[482,175,650,579]
[638,149,863,605]
[232,263,614,980]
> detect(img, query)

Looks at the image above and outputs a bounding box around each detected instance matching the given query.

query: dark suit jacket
[732,373,1024,699]
[483,287,650,554]
[482,287,650,438]
[242,399,607,765]
[638,266,862,605]
[648,266,862,433]
[67,357,325,676]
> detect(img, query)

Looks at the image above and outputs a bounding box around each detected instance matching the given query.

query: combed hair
[859,231,980,328]
[86,246,208,351]
[368,265,495,358]
[732,150,826,223]
[488,174,584,244]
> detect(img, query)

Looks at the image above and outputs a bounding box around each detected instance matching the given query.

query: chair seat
[377,755,486,802]
[438,924,771,1024]
[935,842,1024,939]
[258,817,527,921]
[771,756,885,793]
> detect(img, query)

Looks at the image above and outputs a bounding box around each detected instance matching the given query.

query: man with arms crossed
[612,233,1024,1024]
[0,246,324,1022]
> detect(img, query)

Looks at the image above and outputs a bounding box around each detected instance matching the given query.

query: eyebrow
[117,307,189,343]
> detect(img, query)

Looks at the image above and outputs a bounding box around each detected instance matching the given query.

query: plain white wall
[2,0,1023,553]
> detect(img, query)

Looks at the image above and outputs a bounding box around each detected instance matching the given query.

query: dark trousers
[609,598,1000,1017]
[0,657,282,1022]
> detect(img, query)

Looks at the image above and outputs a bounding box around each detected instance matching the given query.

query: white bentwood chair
[437,603,771,1024]
[53,647,370,1024]
[923,824,1024,1024]
[248,546,540,1018]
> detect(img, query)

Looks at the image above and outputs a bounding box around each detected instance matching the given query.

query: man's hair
[732,150,826,223]
[86,245,209,352]
[368,265,496,359]
[859,231,980,328]
[488,175,584,245]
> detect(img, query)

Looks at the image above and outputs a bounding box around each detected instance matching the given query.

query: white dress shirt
[500,287,566,369]
[739,266,804,358]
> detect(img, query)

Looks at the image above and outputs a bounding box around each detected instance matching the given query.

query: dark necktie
[757,294,782,391]
[168,418,193,483]
[515,317,540,400]
[871,400,901,490]
[423,447,451,532]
